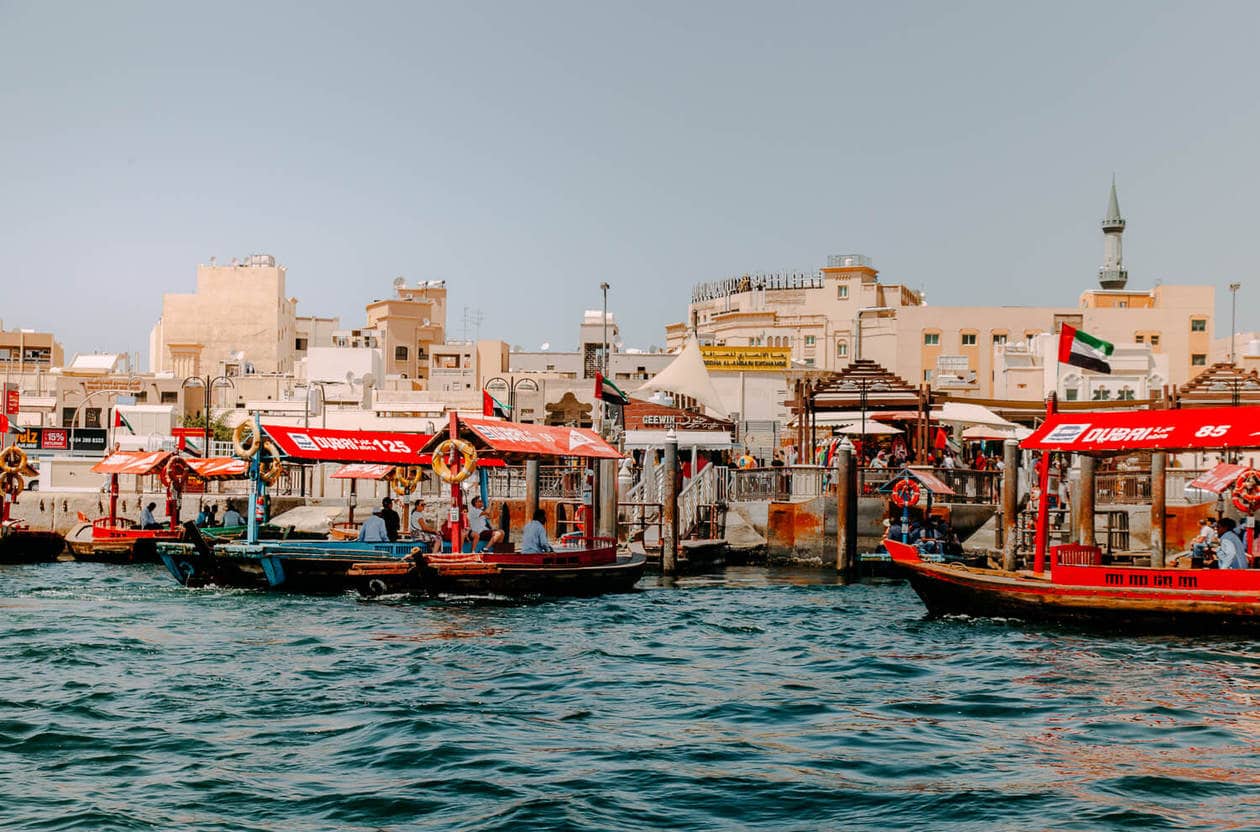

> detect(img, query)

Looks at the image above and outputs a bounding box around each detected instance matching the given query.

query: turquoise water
[3,563,1260,831]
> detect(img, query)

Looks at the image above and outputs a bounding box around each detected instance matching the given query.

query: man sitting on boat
[221,501,244,527]
[521,509,553,554]
[409,499,439,552]
[1190,518,1219,561]
[358,508,389,542]
[139,502,163,531]
[1212,518,1249,569]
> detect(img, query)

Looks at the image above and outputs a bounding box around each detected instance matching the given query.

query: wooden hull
[0,529,65,563]
[886,539,1260,631]
[65,522,180,564]
[420,553,647,597]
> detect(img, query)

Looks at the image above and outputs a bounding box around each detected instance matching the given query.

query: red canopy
[187,457,249,480]
[1187,462,1248,494]
[91,450,172,475]
[1022,406,1260,453]
[262,425,434,464]
[457,418,621,459]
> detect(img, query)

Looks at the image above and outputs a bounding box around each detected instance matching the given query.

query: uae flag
[1058,324,1113,374]
[594,372,629,406]
[482,391,511,419]
[114,408,135,434]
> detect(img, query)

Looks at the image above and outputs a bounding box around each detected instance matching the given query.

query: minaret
[1098,177,1128,290]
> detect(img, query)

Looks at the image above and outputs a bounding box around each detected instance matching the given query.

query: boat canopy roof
[1187,462,1248,495]
[330,463,397,480]
[876,466,956,496]
[187,457,249,480]
[91,450,172,475]
[1022,406,1260,454]
[262,425,433,464]
[420,418,621,460]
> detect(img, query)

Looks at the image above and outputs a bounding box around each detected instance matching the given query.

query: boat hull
[0,529,65,563]
[886,539,1260,631]
[65,521,181,564]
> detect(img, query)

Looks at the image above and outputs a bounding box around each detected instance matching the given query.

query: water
[3,564,1260,831]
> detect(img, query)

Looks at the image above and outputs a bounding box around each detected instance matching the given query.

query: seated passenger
[357,509,389,543]
[521,509,553,554]
[1191,518,1218,559]
[1213,518,1248,569]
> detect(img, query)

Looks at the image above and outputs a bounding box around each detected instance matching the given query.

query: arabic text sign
[700,346,792,372]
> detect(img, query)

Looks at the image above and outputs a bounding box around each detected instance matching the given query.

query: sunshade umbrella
[835,422,903,436]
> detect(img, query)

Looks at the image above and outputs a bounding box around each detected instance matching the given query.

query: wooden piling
[1077,454,1096,548]
[1001,439,1018,571]
[835,446,856,575]
[524,459,540,523]
[662,436,679,575]
[1151,451,1166,568]
[598,458,618,540]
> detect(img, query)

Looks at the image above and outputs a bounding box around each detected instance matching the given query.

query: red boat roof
[1022,406,1260,453]
[330,463,396,480]
[91,450,172,475]
[187,457,249,480]
[423,418,622,460]
[1187,462,1248,494]
[261,425,433,464]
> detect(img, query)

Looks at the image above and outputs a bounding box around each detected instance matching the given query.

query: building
[364,278,447,384]
[667,182,1215,399]
[0,325,63,374]
[149,255,299,377]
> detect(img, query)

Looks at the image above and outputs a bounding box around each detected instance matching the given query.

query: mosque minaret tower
[1098,177,1128,290]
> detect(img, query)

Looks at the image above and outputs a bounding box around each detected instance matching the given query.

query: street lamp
[838,379,890,492]
[1229,282,1242,365]
[70,375,141,455]
[181,375,235,457]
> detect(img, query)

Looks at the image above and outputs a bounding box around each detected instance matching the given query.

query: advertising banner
[700,346,792,372]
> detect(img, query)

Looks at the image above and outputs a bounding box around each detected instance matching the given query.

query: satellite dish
[540,342,550,351]
[422,318,430,327]
[393,276,406,290]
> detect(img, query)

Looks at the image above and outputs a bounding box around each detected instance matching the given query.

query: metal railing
[729,465,826,502]
[860,468,1000,505]
[1097,468,1209,505]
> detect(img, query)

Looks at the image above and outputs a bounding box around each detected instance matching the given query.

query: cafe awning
[91,450,172,475]
[1023,406,1260,453]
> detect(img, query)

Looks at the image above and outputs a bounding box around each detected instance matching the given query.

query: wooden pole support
[662,437,679,575]
[1151,451,1167,568]
[1001,439,1018,571]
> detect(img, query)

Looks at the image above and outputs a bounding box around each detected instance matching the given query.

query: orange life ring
[160,456,191,491]
[431,438,478,484]
[0,471,24,501]
[1232,469,1260,513]
[890,478,921,508]
[259,441,284,485]
[0,445,27,474]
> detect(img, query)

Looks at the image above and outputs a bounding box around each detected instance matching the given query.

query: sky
[2,1,1259,362]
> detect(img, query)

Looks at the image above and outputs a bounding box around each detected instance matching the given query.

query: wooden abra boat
[0,445,64,562]
[890,404,1260,631]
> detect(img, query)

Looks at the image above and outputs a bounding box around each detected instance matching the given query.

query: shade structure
[961,425,1032,441]
[834,422,903,436]
[1023,406,1260,453]
[1186,463,1248,495]
[186,457,249,479]
[634,336,727,417]
[936,402,1019,429]
[330,463,396,480]
[263,425,433,464]
[421,418,622,460]
[91,450,172,475]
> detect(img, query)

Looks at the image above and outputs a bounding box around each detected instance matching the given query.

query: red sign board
[5,387,18,416]
[624,399,733,433]
[1023,406,1260,453]
[459,418,622,459]
[41,429,69,450]
[262,425,433,464]
[0,414,7,434]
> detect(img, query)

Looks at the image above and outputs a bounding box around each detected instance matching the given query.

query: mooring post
[662,433,679,575]
[1077,454,1096,548]
[598,458,618,541]
[1001,439,1018,571]
[524,459,540,525]
[1151,451,1166,568]
[835,444,857,576]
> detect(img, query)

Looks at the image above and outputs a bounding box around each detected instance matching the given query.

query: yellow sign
[701,346,792,372]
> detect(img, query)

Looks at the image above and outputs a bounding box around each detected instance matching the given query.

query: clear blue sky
[2,1,1257,361]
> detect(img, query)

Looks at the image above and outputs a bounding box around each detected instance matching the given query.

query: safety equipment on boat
[0,445,27,474]
[1232,469,1260,513]
[233,422,262,458]
[160,456,191,491]
[890,478,921,508]
[390,465,423,495]
[431,438,478,484]
[0,471,24,501]
[260,441,285,486]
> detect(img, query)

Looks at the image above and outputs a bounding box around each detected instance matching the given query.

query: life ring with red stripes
[890,478,921,508]
[1232,469,1260,513]
[159,455,190,491]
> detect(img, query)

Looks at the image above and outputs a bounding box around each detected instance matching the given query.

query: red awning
[1187,463,1248,494]
[1023,406,1260,453]
[262,425,434,464]
[331,463,396,480]
[905,468,956,496]
[457,418,622,459]
[187,457,249,480]
[91,450,172,475]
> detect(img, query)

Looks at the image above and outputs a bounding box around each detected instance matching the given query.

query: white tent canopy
[934,402,1019,429]
[634,337,727,417]
[835,422,903,436]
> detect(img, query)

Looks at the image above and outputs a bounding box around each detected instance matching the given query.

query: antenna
[461,306,484,342]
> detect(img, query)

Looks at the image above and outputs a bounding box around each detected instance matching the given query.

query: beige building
[364,279,447,384]
[667,184,1216,399]
[149,255,298,377]
[0,325,63,374]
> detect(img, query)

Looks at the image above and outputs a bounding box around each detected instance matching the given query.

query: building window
[992,333,1007,346]
[1118,387,1136,401]
[295,338,308,351]
[1092,388,1112,401]
[1135,335,1144,343]
[1150,335,1160,347]
[1064,388,1079,402]
[1192,354,1207,366]
[804,335,816,346]
[1118,301,1128,308]
[395,346,408,361]
[803,358,815,367]
[85,408,102,429]
[923,333,940,346]
[61,407,75,428]
[923,370,933,381]
[837,285,849,299]
[1191,319,1207,332]
[961,333,977,346]
[161,391,178,404]
[836,341,848,358]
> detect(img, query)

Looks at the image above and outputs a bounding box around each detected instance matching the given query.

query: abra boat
[891,404,1260,631]
[0,446,63,562]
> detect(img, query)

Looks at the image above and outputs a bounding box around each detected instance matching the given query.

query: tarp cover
[331,463,396,480]
[187,457,248,479]
[262,425,433,464]
[1187,462,1248,495]
[458,418,622,459]
[91,450,172,475]
[1022,406,1260,453]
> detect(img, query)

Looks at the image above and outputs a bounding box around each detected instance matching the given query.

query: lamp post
[180,375,235,457]
[838,379,890,492]
[70,375,141,455]
[1229,282,1242,365]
